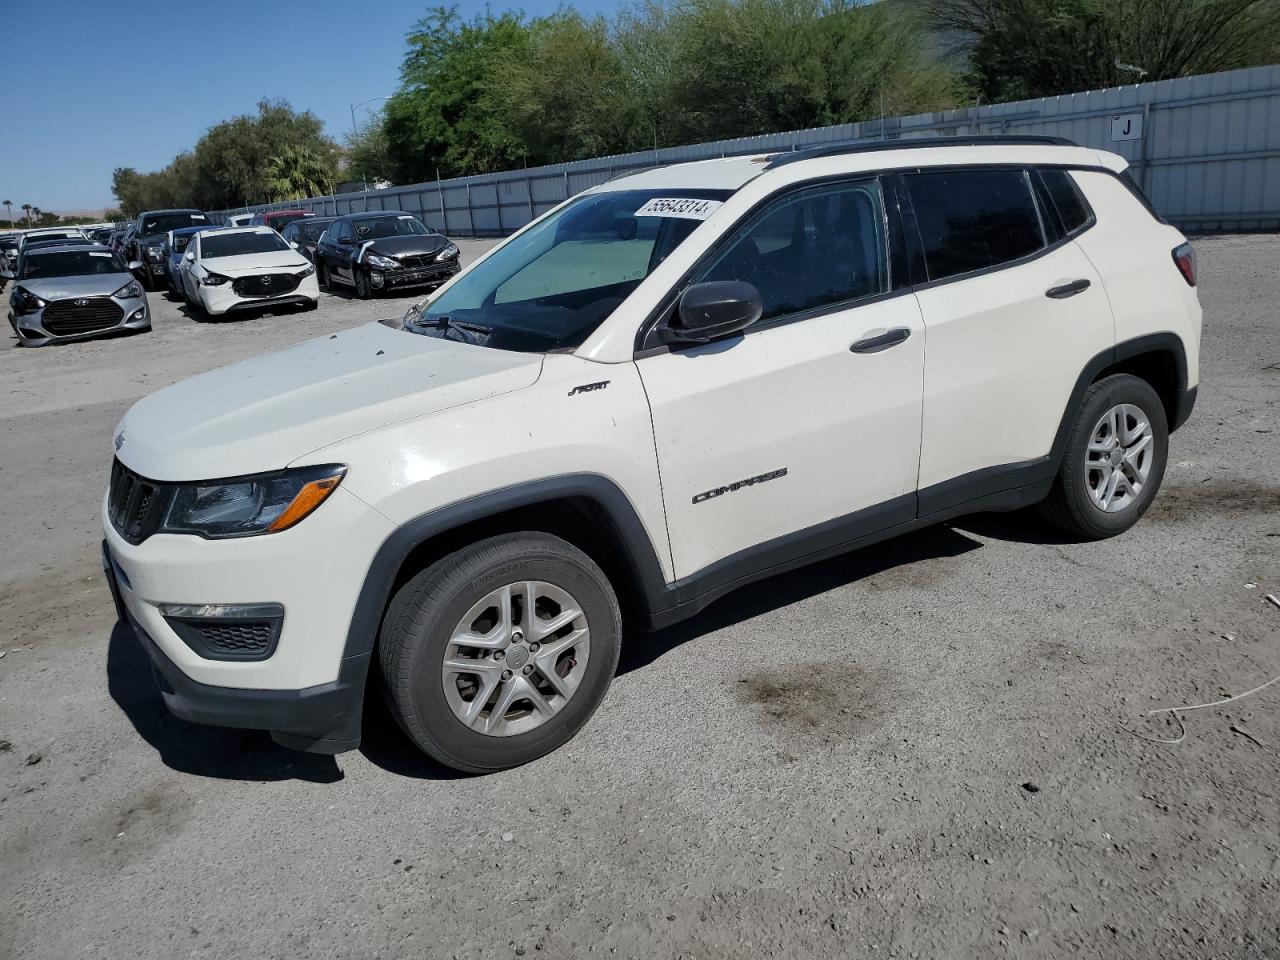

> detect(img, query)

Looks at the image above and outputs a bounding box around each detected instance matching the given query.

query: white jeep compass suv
[102,137,1201,772]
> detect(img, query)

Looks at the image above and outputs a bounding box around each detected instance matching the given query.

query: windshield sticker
[634,198,723,220]
[89,252,112,257]
[398,215,414,220]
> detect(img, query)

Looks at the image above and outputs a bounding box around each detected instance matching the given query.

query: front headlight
[113,280,144,299]
[436,242,459,262]
[201,271,230,286]
[11,286,46,314]
[161,464,346,538]
[366,254,399,270]
[145,245,165,260]
[297,265,315,278]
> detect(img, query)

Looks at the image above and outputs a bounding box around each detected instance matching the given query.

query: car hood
[21,273,133,300]
[201,249,312,277]
[114,322,545,481]
[361,234,449,260]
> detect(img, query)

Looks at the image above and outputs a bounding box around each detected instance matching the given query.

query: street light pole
[348,96,393,194]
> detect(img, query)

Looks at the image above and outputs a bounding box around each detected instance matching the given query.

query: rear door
[902,167,1113,501]
[637,178,925,581]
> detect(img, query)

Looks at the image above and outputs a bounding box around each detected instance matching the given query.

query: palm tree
[20,203,32,227]
[263,145,334,203]
[2,200,11,227]
[31,206,43,224]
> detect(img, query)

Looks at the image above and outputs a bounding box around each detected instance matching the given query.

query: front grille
[108,459,172,545]
[231,272,301,298]
[396,254,436,270]
[42,297,123,336]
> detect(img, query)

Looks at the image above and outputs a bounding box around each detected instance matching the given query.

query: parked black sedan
[281,216,334,264]
[312,211,459,299]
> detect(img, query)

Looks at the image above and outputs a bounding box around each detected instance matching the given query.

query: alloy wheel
[441,581,591,737]
[1084,402,1155,512]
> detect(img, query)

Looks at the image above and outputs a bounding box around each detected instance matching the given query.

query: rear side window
[1040,169,1092,234]
[905,169,1045,282]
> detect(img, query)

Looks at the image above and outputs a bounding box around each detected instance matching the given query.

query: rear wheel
[1038,373,1168,539]
[378,533,621,773]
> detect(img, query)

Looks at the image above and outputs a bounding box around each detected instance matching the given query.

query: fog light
[130,308,147,321]
[159,602,284,619]
[370,271,385,288]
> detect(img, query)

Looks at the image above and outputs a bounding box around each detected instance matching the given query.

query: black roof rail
[764,135,1078,170]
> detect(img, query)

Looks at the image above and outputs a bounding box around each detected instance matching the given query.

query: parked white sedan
[178,227,319,317]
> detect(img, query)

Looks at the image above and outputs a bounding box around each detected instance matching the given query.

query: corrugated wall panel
[213,65,1280,234]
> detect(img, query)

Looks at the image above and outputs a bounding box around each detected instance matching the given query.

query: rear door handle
[850,327,911,354]
[1046,278,1091,299]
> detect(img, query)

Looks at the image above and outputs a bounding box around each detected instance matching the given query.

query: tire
[1037,373,1169,539]
[378,533,622,773]
[302,298,318,312]
[354,268,373,300]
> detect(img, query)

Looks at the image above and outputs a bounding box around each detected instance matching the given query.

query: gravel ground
[1,234,1278,959]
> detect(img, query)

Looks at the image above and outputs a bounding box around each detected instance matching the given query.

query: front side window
[695,179,887,325]
[906,169,1045,282]
[414,188,731,352]
[200,231,289,259]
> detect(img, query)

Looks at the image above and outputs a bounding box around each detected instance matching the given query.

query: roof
[599,137,1124,193]
[24,241,111,255]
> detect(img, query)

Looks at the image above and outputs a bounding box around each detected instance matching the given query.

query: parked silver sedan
[7,244,150,346]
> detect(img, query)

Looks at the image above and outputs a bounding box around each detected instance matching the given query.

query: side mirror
[664,281,763,344]
[128,260,143,272]
[183,251,195,263]
[288,241,299,249]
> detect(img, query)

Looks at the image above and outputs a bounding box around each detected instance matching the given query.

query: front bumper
[10,294,150,346]
[370,259,459,291]
[108,551,367,753]
[199,272,320,315]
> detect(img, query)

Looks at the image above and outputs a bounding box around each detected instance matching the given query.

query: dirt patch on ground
[1144,479,1280,525]
[737,662,886,744]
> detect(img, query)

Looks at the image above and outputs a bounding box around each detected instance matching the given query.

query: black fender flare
[339,474,672,668]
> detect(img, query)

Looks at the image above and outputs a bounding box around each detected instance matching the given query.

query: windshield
[28,238,92,251]
[353,216,429,240]
[0,238,18,251]
[201,231,289,259]
[413,188,731,352]
[27,232,80,244]
[140,212,207,237]
[20,250,124,279]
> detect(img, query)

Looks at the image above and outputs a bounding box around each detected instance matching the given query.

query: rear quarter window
[905,168,1045,282]
[1041,169,1093,235]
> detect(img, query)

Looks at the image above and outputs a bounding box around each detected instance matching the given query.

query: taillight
[1172,242,1197,287]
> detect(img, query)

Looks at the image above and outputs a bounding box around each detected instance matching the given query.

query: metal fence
[216,64,1280,235]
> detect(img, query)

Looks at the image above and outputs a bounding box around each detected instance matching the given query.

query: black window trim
[632,161,1112,359]
[1035,166,1096,239]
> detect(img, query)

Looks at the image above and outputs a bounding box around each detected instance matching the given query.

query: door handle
[1046,278,1091,299]
[850,327,911,353]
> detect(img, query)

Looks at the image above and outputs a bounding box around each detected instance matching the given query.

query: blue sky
[6,0,628,214]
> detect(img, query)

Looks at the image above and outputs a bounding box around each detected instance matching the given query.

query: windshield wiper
[408,313,493,343]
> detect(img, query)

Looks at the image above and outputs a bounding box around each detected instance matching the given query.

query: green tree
[343,112,395,185]
[383,8,531,182]
[926,0,1280,100]
[20,203,32,226]
[264,144,336,201]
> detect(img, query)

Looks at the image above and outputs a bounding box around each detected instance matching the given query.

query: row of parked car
[2,207,461,346]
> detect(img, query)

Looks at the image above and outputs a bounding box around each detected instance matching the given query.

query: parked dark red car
[249,210,316,232]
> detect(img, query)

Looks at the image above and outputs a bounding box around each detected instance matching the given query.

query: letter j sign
[1110,113,1144,141]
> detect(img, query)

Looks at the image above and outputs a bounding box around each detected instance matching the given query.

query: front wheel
[354,268,373,300]
[1038,373,1169,539]
[378,533,621,773]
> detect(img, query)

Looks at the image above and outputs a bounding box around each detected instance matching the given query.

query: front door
[637,178,926,581]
